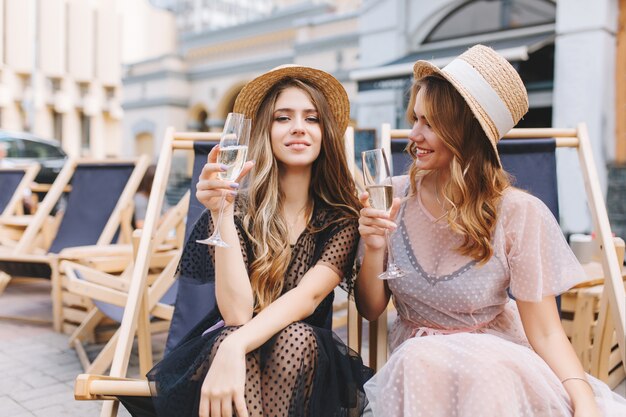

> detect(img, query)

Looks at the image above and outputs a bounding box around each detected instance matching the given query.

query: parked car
[0,130,67,184]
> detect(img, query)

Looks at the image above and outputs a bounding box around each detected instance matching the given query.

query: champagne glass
[196,114,249,247]
[362,149,406,279]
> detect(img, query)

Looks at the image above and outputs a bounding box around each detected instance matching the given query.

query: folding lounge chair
[73,127,363,417]
[363,123,626,381]
[0,164,40,258]
[62,191,190,375]
[0,157,149,330]
[0,164,39,217]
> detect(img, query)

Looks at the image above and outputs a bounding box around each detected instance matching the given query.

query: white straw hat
[413,45,529,164]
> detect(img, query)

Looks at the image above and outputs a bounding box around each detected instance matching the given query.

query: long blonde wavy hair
[407,74,511,264]
[243,77,361,311]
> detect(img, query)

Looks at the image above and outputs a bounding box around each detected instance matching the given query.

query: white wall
[115,0,177,64]
[553,0,618,233]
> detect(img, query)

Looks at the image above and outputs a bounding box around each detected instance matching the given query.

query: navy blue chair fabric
[0,163,136,279]
[165,142,217,353]
[49,164,135,253]
[0,170,26,213]
[388,138,560,218]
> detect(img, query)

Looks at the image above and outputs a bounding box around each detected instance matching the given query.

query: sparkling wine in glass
[197,114,249,247]
[362,148,406,279]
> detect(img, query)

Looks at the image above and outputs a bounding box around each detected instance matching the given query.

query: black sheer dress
[119,198,372,417]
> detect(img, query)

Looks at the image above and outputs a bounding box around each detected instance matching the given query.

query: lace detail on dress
[399,217,477,285]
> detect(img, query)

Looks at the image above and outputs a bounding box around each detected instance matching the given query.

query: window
[80,111,91,152]
[22,140,65,158]
[53,110,63,142]
[426,0,556,43]
[0,138,20,157]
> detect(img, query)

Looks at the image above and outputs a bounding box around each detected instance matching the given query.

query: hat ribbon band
[443,59,514,138]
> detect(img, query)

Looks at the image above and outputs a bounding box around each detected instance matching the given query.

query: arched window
[426,0,556,43]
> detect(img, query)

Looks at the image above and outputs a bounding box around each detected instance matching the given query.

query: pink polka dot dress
[363,176,626,417]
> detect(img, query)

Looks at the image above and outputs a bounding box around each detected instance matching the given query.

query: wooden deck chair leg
[100,399,119,417]
[571,290,596,369]
[0,271,10,295]
[69,308,106,346]
[137,294,154,377]
[50,257,63,332]
[369,309,388,372]
[85,331,121,375]
[347,298,361,353]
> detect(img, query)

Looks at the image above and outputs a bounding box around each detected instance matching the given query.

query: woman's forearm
[223,265,338,353]
[355,246,390,321]
[518,298,597,411]
[213,212,254,325]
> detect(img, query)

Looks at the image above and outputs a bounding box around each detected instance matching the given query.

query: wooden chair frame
[61,191,190,375]
[365,122,626,376]
[0,157,150,330]
[73,127,363,416]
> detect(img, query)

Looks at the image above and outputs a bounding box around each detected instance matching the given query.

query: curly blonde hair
[243,78,360,311]
[407,74,511,264]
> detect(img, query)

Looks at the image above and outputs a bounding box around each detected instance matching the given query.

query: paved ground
[0,279,624,416]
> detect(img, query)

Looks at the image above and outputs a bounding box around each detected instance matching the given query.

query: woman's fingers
[234,394,249,417]
[221,397,232,417]
[236,161,255,182]
[359,192,370,207]
[389,197,402,220]
[210,397,221,417]
[196,179,240,191]
[199,394,209,417]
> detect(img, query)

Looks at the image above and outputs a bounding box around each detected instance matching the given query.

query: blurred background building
[0,0,624,236]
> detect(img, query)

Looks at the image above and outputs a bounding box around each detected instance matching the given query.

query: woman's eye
[275,115,289,122]
[306,116,319,123]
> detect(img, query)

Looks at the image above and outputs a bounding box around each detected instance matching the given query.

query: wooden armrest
[58,244,133,260]
[75,374,151,400]
[573,261,626,289]
[0,215,39,227]
[31,183,72,193]
[62,261,130,292]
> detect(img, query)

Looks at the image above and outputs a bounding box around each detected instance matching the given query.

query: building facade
[0,0,174,158]
[126,0,623,235]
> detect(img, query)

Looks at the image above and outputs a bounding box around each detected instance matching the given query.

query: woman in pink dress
[356,45,626,416]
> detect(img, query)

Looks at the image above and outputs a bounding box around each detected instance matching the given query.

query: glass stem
[212,194,227,241]
[385,229,396,269]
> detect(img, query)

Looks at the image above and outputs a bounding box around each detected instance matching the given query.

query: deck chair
[362,123,626,378]
[0,164,40,249]
[72,129,220,416]
[0,164,39,217]
[61,191,190,375]
[73,127,363,417]
[0,157,149,330]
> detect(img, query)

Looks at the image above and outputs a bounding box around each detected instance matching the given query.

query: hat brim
[413,60,502,166]
[233,66,350,135]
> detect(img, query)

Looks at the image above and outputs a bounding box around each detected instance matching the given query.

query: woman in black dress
[123,65,371,417]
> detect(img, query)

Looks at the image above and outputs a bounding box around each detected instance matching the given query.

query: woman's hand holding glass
[360,149,406,279]
[196,114,253,247]
[358,192,401,251]
[195,145,254,214]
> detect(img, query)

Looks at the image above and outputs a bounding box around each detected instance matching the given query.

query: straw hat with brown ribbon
[413,44,529,165]
[233,64,350,135]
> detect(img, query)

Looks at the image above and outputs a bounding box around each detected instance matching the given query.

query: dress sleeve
[504,191,587,301]
[176,208,250,284]
[316,217,360,292]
